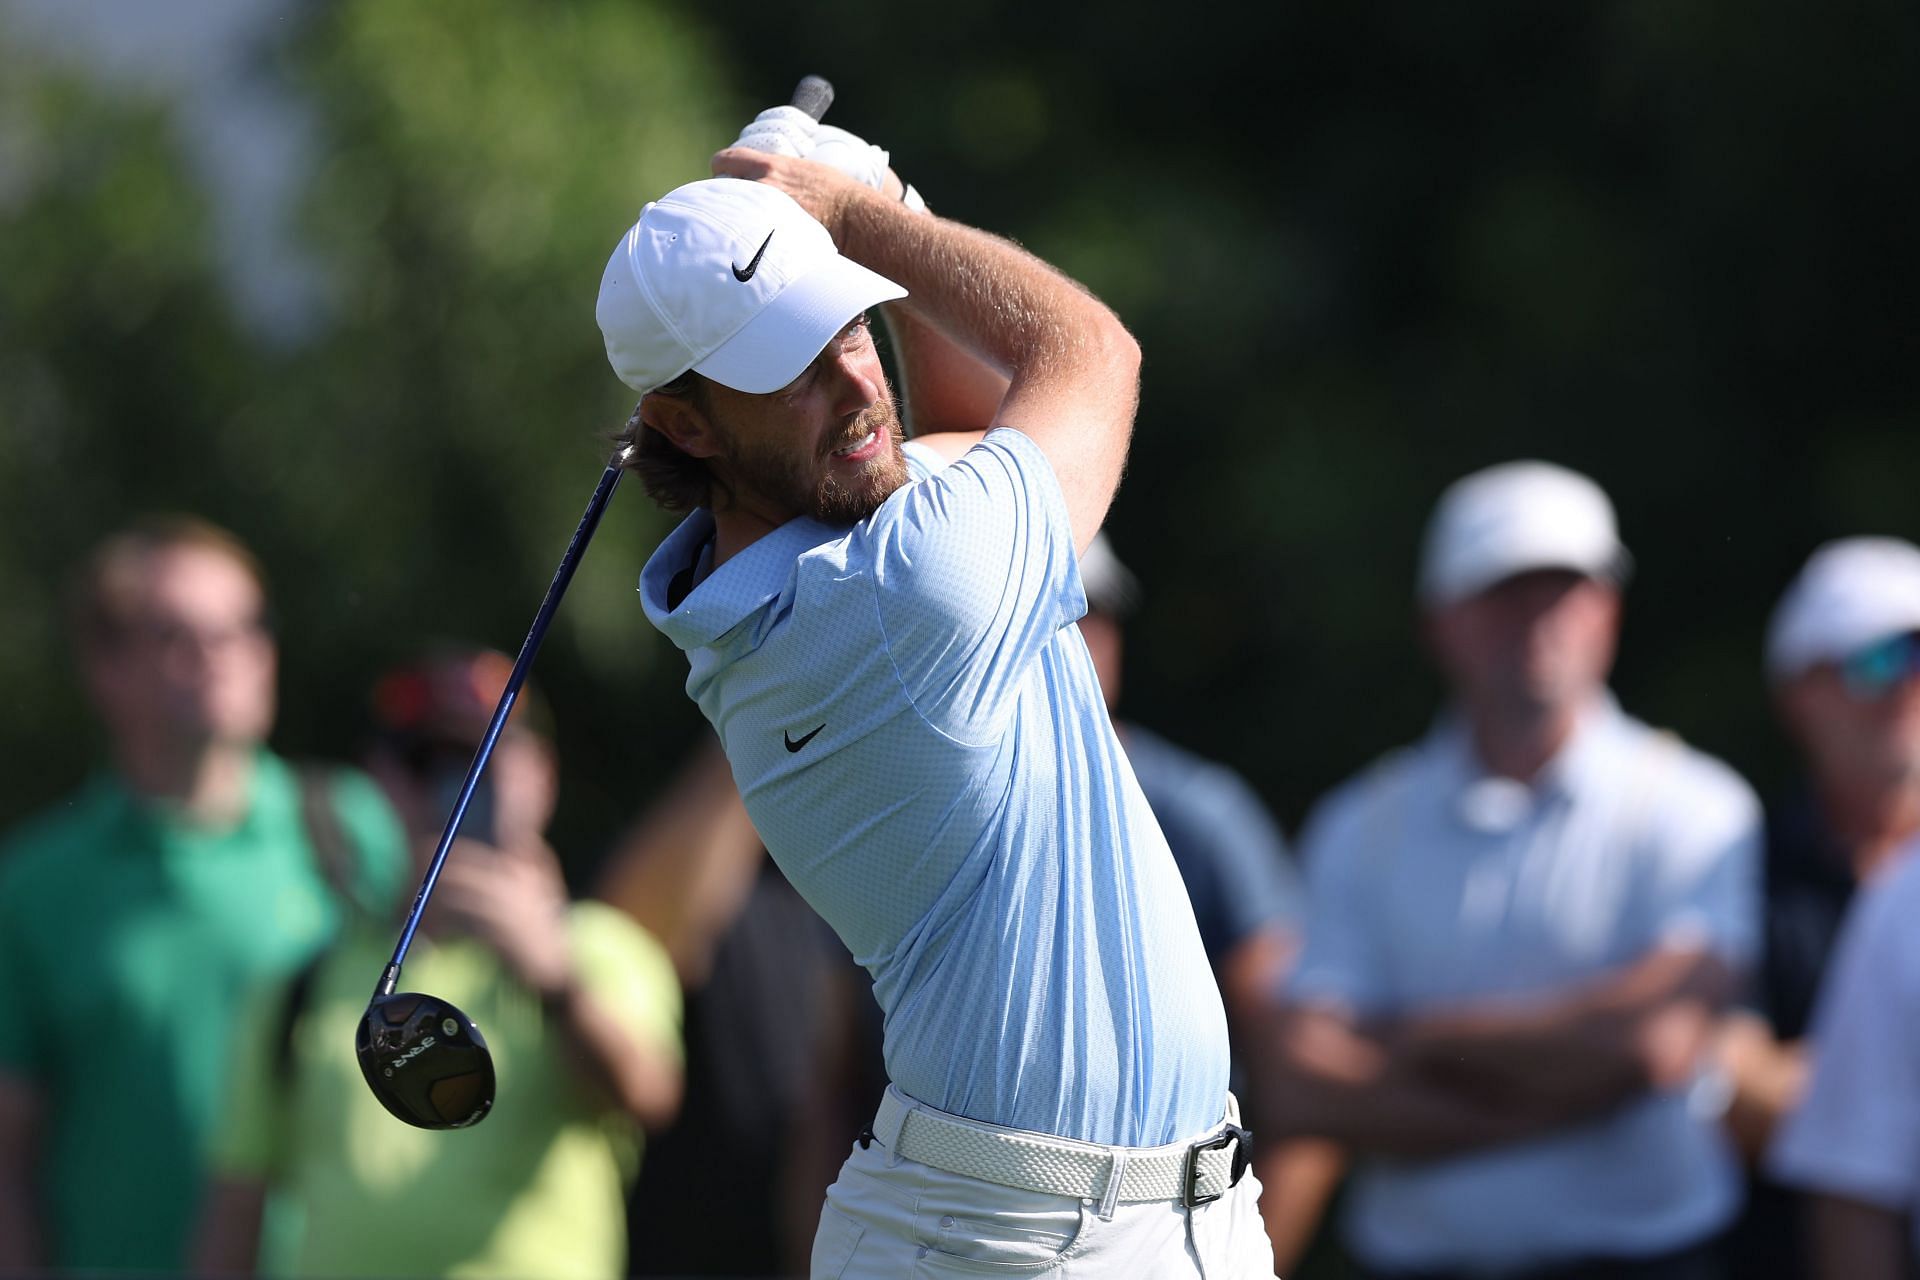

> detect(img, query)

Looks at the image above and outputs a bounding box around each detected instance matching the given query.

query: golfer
[595,109,1274,1277]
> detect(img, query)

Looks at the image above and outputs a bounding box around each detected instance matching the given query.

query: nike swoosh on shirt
[784,724,825,752]
[732,231,775,282]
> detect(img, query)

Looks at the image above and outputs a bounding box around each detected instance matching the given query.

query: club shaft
[378,460,625,997]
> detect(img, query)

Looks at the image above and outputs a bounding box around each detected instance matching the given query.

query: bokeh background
[3,0,1917,877]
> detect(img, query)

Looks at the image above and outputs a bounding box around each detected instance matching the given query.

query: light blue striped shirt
[639,429,1228,1146]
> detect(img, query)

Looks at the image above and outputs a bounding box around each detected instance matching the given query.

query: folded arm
[1261,1002,1589,1159]
[1715,1010,1809,1161]
[1390,945,1738,1113]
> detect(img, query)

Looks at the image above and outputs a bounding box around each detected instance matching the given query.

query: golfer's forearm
[548,984,682,1131]
[862,185,1012,437]
[834,193,1140,549]
[836,194,1132,390]
[881,303,1010,438]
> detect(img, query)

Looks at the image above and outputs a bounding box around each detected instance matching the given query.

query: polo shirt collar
[1532,691,1628,800]
[1428,691,1628,828]
[101,747,287,850]
[639,509,841,653]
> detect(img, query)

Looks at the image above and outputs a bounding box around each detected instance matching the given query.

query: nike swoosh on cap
[733,231,775,282]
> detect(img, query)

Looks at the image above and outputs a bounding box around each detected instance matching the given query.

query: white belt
[869,1088,1252,1210]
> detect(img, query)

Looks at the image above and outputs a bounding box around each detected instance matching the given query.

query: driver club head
[356,991,495,1129]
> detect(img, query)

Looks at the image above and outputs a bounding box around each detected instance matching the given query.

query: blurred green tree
[0,0,751,865]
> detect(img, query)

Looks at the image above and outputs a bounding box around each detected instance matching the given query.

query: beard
[720,400,911,526]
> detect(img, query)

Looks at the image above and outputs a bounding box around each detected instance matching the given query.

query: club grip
[791,75,834,122]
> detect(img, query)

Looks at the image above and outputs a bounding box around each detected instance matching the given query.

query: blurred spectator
[1075,535,1332,1267]
[1767,823,1920,1280]
[1263,461,1761,1279]
[193,649,682,1279]
[1738,539,1920,1280]
[600,741,884,1278]
[1076,533,1305,1051]
[0,516,406,1275]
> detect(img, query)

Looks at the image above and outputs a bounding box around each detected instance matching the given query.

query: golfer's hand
[711,147,874,237]
[434,839,574,997]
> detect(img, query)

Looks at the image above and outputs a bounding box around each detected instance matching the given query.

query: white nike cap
[1418,460,1631,606]
[596,177,907,395]
[1766,537,1920,680]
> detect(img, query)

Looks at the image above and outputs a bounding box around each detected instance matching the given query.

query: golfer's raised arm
[712,147,1140,554]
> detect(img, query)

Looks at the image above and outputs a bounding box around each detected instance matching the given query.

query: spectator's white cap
[1766,537,1920,680]
[597,177,906,395]
[1418,461,1631,606]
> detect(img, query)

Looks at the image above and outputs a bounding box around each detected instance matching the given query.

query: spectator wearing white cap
[1261,460,1761,1280]
[1732,538,1920,1280]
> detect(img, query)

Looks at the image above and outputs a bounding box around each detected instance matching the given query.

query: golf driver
[356,73,837,1130]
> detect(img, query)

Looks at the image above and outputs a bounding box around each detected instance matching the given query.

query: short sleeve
[568,904,682,1066]
[1768,865,1920,1211]
[1285,779,1396,1013]
[862,429,1086,742]
[1642,754,1763,967]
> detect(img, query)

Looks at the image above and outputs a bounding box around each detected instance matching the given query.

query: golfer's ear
[639,391,719,459]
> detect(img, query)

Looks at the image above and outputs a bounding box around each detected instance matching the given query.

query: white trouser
[811,1088,1277,1279]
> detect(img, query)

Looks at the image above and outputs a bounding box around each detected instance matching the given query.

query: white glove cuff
[901,183,927,214]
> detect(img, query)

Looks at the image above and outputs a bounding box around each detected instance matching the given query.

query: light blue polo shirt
[1289,697,1761,1271]
[640,429,1227,1147]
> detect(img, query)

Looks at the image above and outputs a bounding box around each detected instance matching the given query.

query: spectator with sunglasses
[194,649,683,1279]
[1718,537,1920,1278]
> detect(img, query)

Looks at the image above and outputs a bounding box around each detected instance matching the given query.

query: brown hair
[68,515,267,649]
[615,370,731,514]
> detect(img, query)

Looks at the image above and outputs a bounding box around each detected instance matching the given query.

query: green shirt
[213,904,681,1280]
[0,751,406,1273]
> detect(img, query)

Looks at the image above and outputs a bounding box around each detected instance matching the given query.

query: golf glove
[810,124,928,212]
[810,125,892,190]
[734,108,928,212]
[732,104,818,158]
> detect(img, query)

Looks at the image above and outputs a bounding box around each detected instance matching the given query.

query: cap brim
[1431,545,1633,606]
[693,256,906,395]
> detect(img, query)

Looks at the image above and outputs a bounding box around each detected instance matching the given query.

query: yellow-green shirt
[214,903,680,1279]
